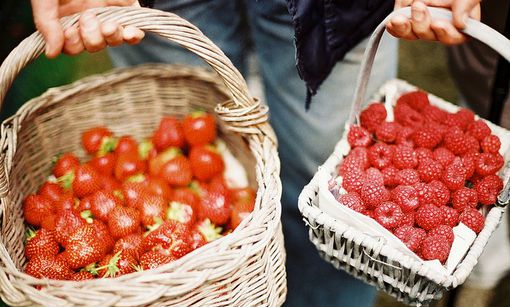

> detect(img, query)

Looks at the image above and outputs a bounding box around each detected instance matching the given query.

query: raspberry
[360,181,390,209]
[396,169,420,186]
[415,182,435,206]
[461,153,477,179]
[337,193,366,213]
[415,147,434,162]
[467,120,491,141]
[475,174,503,205]
[396,91,430,112]
[391,185,419,212]
[475,152,504,176]
[465,135,481,154]
[433,147,455,167]
[368,142,394,169]
[442,159,467,191]
[429,180,451,206]
[349,147,370,166]
[413,127,442,149]
[338,148,369,176]
[394,225,426,252]
[374,201,403,230]
[456,108,476,129]
[429,225,455,245]
[441,206,460,227]
[459,208,485,233]
[417,158,443,183]
[395,103,425,128]
[480,135,501,154]
[443,127,469,155]
[341,169,366,194]
[421,234,451,263]
[393,146,418,169]
[415,204,445,230]
[360,103,387,133]
[422,105,448,123]
[347,125,373,148]
[382,166,399,188]
[395,126,415,147]
[375,121,400,143]
[452,188,478,210]
[365,168,384,186]
[400,212,415,227]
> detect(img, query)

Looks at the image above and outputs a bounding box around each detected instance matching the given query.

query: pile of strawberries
[333,91,505,263]
[22,111,256,281]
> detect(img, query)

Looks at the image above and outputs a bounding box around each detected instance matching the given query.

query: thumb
[452,0,481,29]
[31,0,65,58]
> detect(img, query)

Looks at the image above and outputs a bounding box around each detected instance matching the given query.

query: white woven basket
[298,7,510,306]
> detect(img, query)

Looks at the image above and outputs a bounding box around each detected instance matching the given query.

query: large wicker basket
[298,7,510,306]
[0,7,286,307]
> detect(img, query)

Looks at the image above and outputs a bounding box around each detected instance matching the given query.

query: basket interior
[1,65,257,271]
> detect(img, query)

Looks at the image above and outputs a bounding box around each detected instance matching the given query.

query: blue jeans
[109,1,398,306]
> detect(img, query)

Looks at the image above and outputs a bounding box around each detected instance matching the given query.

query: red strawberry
[429,225,455,245]
[114,135,138,155]
[421,234,451,263]
[475,174,503,205]
[230,206,252,230]
[25,228,59,260]
[381,166,399,188]
[375,121,400,143]
[467,120,491,141]
[459,208,485,233]
[396,169,420,186]
[391,185,419,212]
[189,145,225,182]
[82,127,113,154]
[38,182,65,203]
[90,153,116,176]
[69,164,102,198]
[394,225,426,252]
[172,187,201,210]
[53,193,77,213]
[70,271,95,281]
[395,126,415,147]
[53,153,80,178]
[336,193,365,213]
[153,116,186,151]
[433,147,455,167]
[122,181,150,208]
[136,193,167,227]
[415,147,434,162]
[143,177,172,200]
[441,206,460,227]
[397,91,429,111]
[374,201,403,230]
[108,206,141,239]
[360,103,387,132]
[347,125,372,148]
[442,159,467,191]
[139,251,176,270]
[138,139,157,161]
[167,201,195,227]
[143,220,192,258]
[360,181,390,209]
[159,155,193,187]
[452,188,478,210]
[113,233,144,260]
[23,195,53,227]
[62,225,106,269]
[443,127,469,155]
[88,218,115,254]
[417,158,443,183]
[475,152,504,176]
[368,142,394,169]
[41,214,57,230]
[90,190,123,222]
[114,152,147,181]
[199,178,231,225]
[24,254,72,280]
[190,229,207,250]
[415,204,444,231]
[413,127,442,149]
[365,168,384,186]
[392,145,418,169]
[182,111,217,146]
[231,187,256,205]
[97,251,137,278]
[101,176,122,192]
[148,147,181,176]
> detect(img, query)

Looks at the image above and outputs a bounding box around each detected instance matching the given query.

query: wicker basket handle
[347,6,510,125]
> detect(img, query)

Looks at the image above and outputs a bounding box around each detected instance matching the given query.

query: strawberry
[153,116,186,151]
[230,206,252,230]
[97,251,137,278]
[391,185,419,212]
[360,103,387,132]
[452,188,478,210]
[159,155,193,187]
[53,153,80,178]
[428,180,451,207]
[443,127,469,155]
[442,159,467,191]
[148,147,181,177]
[393,145,418,169]
[25,228,59,260]
[429,225,455,245]
[143,177,172,200]
[375,121,400,143]
[41,214,57,230]
[82,127,113,154]
[395,126,415,147]
[459,208,485,233]
[396,169,420,186]
[360,180,390,209]
[415,204,444,231]
[108,206,141,239]
[433,147,455,167]
[365,168,384,186]
[374,201,403,230]
[114,152,147,181]
[122,181,149,208]
[138,139,157,161]
[62,225,106,269]
[67,164,102,198]
[347,125,372,148]
[143,220,192,258]
[38,182,65,203]
[167,201,195,227]
[136,193,167,227]
[23,195,53,227]
[101,176,122,192]
[90,153,116,176]
[394,225,426,252]
[441,206,460,227]
[90,190,123,222]
[113,233,144,260]
[196,219,223,246]
[336,193,365,213]
[199,178,231,225]
[397,91,429,111]
[172,186,201,210]
[381,166,399,188]
[475,152,504,176]
[421,234,451,263]
[394,103,424,128]
[342,169,366,194]
[139,251,176,270]
[368,142,393,169]
[231,187,256,206]
[114,135,138,155]
[467,120,491,141]
[70,271,96,281]
[475,174,503,205]
[182,111,217,146]
[87,217,115,254]
[417,158,443,183]
[24,253,72,280]
[53,193,77,213]
[189,145,225,182]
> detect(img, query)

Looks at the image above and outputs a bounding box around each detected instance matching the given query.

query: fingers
[63,25,85,55]
[387,14,418,40]
[79,12,107,53]
[394,0,413,9]
[31,0,65,58]
[123,26,145,45]
[102,21,124,47]
[452,0,481,28]
[410,1,436,41]
[431,19,466,45]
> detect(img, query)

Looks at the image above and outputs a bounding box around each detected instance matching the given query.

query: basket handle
[347,6,510,125]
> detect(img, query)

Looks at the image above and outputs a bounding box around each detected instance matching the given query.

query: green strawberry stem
[144,217,164,237]
[25,227,37,241]
[198,219,223,242]
[113,190,125,200]
[96,250,122,278]
[138,140,154,160]
[126,174,146,183]
[190,110,206,118]
[97,136,118,157]
[57,171,74,191]
[80,210,94,224]
[84,262,99,276]
[166,202,187,223]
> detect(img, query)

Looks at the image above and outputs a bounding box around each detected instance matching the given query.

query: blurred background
[1,1,509,307]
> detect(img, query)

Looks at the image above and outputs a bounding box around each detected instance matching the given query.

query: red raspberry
[382,166,399,188]
[421,234,451,263]
[374,201,403,230]
[465,135,481,154]
[360,181,390,209]
[366,210,377,220]
[475,174,503,205]
[441,206,460,227]
[397,91,430,112]
[459,208,485,233]
[347,125,373,148]
[393,146,418,169]
[429,225,455,245]
[395,126,415,147]
[349,147,370,167]
[456,108,476,129]
[429,180,451,206]
[415,204,445,230]
[422,105,448,123]
[442,159,467,191]
[467,119,491,141]
[341,169,366,194]
[413,127,442,149]
[337,193,366,214]
[443,127,469,155]
[375,121,400,143]
[452,188,478,210]
[415,182,434,206]
[360,103,387,133]
[400,212,415,227]
[394,225,426,252]
[480,135,501,154]
[396,169,420,186]
[433,147,455,167]
[415,147,434,162]
[475,152,504,176]
[338,148,369,176]
[461,153,477,179]
[365,168,384,186]
[368,142,394,169]
[395,103,425,128]
[391,185,419,212]
[417,158,443,183]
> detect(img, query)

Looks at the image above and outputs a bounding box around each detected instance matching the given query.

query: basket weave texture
[0,7,286,307]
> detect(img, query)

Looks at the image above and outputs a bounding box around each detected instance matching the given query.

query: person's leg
[245,1,398,306]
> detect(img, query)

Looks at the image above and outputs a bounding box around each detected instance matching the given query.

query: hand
[31,0,145,58]
[387,0,481,45]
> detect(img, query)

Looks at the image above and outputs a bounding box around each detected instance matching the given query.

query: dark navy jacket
[286,0,394,108]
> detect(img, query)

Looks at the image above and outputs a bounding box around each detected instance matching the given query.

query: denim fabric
[109,1,398,306]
